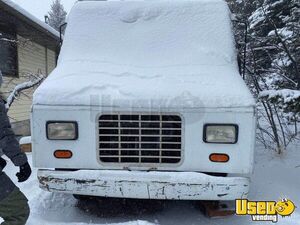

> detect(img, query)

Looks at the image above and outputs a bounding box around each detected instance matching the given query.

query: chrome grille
[98,114,182,164]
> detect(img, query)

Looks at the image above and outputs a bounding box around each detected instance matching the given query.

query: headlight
[203,124,238,144]
[47,121,78,140]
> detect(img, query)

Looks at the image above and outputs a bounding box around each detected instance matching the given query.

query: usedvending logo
[236,198,296,223]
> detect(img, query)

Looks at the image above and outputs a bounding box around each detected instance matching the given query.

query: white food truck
[32,0,256,203]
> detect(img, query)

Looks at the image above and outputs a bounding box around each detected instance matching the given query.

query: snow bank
[33,0,254,108]
[3,149,300,225]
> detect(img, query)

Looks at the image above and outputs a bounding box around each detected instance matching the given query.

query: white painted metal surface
[38,169,250,200]
[31,0,257,200]
[32,105,256,175]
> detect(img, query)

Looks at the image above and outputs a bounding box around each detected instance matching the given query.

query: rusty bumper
[38,170,250,200]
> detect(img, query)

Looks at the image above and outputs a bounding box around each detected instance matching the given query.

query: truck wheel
[73,194,92,201]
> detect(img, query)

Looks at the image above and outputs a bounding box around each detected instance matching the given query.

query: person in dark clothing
[0,73,32,225]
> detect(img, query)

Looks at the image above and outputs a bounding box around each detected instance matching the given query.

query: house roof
[0,0,60,52]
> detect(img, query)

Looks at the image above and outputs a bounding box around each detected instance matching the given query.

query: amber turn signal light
[20,143,32,153]
[209,153,229,163]
[54,150,73,159]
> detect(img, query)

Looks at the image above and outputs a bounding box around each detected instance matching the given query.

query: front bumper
[38,169,250,200]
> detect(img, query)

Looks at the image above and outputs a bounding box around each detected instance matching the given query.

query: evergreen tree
[248,0,300,118]
[47,0,67,31]
[227,0,300,152]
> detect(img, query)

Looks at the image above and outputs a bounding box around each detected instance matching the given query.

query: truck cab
[32,0,256,201]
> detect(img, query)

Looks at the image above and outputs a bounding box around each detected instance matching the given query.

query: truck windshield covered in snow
[32,0,256,207]
[64,1,234,66]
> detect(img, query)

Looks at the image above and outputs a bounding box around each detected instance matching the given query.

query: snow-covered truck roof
[33,0,255,109]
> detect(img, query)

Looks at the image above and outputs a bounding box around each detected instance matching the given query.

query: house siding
[47,48,56,74]
[1,35,56,128]
[18,35,47,75]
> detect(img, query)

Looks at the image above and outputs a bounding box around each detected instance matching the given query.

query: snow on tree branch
[5,73,45,109]
[0,37,18,43]
[259,89,300,119]
[227,0,299,152]
[259,89,300,102]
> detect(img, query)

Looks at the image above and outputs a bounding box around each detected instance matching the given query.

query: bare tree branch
[5,73,45,109]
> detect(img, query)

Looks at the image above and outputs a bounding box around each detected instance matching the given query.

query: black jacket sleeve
[0,99,27,166]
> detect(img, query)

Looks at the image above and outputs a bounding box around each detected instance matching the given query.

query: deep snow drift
[33,0,254,109]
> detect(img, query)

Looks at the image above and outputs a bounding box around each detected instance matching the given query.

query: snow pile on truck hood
[33,0,255,109]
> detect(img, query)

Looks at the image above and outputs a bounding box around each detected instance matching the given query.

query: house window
[0,25,18,77]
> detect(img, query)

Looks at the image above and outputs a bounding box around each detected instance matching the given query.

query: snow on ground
[1,142,300,225]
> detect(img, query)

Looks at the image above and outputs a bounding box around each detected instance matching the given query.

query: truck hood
[33,62,255,109]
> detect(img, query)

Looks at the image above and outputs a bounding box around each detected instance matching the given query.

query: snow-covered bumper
[38,170,250,200]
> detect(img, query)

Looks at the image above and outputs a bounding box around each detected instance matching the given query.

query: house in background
[0,0,60,135]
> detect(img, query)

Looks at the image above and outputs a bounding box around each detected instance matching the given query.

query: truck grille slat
[106,141,170,145]
[98,114,182,164]
[99,155,181,159]
[99,149,182,151]
[99,127,181,130]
